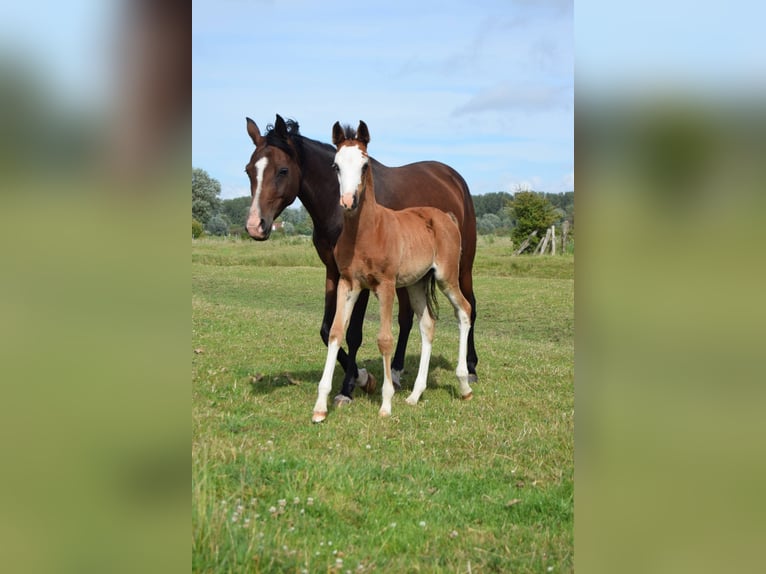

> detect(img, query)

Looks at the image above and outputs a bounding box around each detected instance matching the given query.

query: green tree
[507,191,557,251]
[192,167,222,225]
[220,196,251,227]
[278,205,313,236]
[472,192,513,218]
[477,213,501,235]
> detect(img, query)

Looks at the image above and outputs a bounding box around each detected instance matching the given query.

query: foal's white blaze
[248,157,269,224]
[334,144,367,208]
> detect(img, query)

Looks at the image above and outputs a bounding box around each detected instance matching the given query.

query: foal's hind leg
[404,281,434,406]
[438,280,474,400]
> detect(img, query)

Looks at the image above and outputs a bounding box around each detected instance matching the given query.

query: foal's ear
[355,121,370,145]
[332,121,346,146]
[246,117,264,147]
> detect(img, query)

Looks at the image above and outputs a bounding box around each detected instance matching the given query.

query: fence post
[513,230,538,255]
[551,225,556,255]
[537,227,552,255]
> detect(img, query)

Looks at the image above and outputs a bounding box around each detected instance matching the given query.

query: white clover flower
[419,521,426,527]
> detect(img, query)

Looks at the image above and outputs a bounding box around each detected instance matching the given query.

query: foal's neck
[350,165,379,222]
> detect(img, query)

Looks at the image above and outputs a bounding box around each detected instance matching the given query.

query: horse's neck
[295,137,343,237]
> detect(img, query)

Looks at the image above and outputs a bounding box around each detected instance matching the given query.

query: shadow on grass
[245,353,463,400]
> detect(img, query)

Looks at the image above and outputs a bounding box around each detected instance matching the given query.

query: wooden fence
[513,220,571,256]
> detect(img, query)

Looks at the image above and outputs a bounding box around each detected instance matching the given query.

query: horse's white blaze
[249,157,268,223]
[334,144,367,199]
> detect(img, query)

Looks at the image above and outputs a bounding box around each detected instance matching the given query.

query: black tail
[425,269,440,320]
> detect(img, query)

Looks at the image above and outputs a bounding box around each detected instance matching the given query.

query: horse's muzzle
[340,193,358,211]
[246,218,271,240]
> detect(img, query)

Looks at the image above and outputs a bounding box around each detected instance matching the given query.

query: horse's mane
[264,118,336,161]
[264,118,302,159]
[339,124,357,140]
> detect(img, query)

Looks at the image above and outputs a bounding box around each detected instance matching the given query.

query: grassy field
[192,235,574,573]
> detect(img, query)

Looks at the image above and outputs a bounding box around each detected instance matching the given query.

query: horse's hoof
[333,394,352,407]
[378,409,391,418]
[363,372,377,394]
[467,373,478,384]
[461,392,473,401]
[405,395,418,406]
[312,411,327,423]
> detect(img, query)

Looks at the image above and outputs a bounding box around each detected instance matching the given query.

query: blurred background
[2,0,765,572]
[577,2,766,573]
[0,1,188,572]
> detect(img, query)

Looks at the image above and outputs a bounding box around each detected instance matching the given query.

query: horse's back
[371,159,474,223]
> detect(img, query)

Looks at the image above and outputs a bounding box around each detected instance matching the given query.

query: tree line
[193,167,574,252]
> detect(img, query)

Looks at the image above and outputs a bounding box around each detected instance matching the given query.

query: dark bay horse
[244,115,478,404]
[312,121,473,422]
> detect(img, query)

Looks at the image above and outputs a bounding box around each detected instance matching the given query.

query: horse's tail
[425,269,440,321]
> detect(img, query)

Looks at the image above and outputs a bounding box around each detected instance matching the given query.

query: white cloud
[453,84,572,116]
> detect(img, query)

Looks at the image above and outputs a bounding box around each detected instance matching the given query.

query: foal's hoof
[378,408,391,418]
[333,394,353,408]
[363,372,377,394]
[312,411,327,423]
[461,391,473,401]
[467,373,478,384]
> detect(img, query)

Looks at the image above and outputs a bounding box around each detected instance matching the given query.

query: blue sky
[193,0,574,199]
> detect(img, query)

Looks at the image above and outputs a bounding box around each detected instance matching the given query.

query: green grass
[193,235,573,573]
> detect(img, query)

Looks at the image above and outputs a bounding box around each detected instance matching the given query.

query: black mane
[340,124,357,140]
[264,118,303,159]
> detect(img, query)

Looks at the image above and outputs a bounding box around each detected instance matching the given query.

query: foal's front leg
[376,283,397,417]
[312,279,361,423]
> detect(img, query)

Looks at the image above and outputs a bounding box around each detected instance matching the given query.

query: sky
[192,0,574,199]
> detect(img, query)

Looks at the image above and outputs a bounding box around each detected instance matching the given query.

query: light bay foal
[311,121,473,423]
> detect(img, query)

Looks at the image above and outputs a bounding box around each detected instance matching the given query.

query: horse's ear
[246,117,264,146]
[355,121,370,145]
[274,114,288,137]
[332,121,345,146]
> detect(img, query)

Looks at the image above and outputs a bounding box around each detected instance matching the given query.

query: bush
[192,218,204,238]
[205,214,229,236]
[508,191,557,252]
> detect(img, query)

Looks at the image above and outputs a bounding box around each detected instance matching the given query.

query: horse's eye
[277,167,288,177]
[361,163,369,173]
